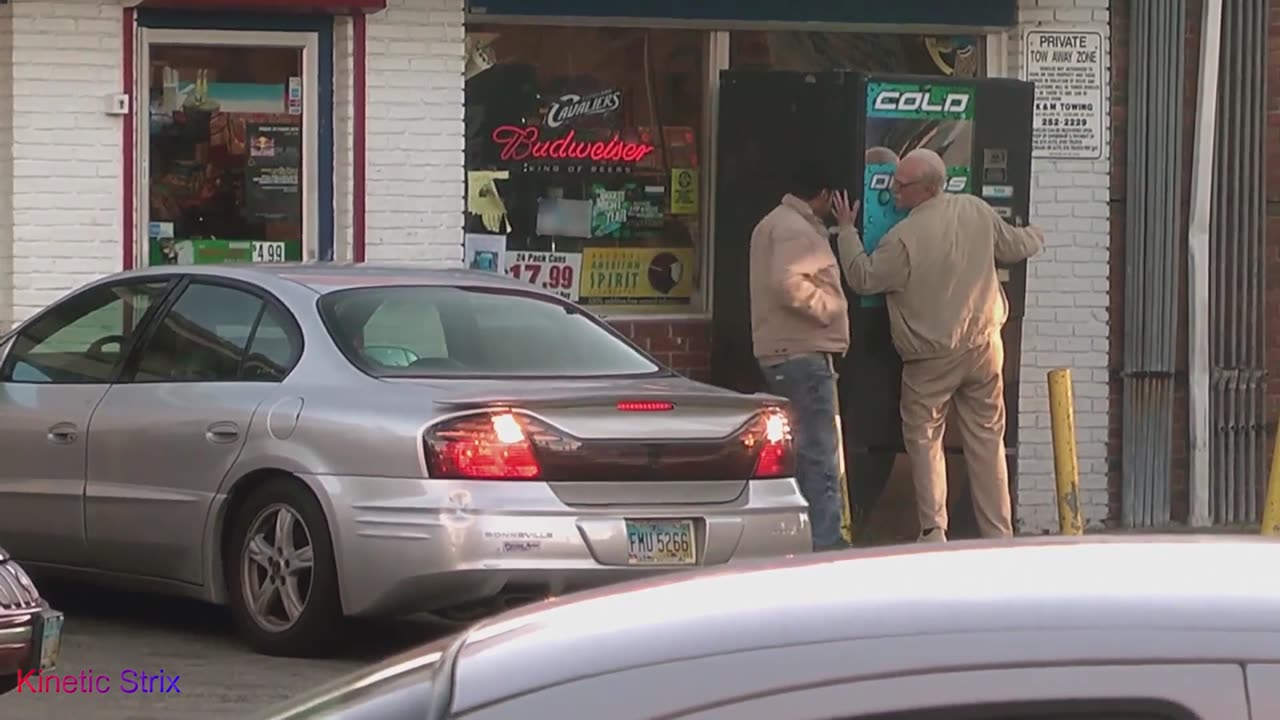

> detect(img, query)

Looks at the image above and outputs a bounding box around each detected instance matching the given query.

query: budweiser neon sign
[491,125,656,164]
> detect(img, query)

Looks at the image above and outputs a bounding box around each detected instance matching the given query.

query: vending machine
[710,72,1034,540]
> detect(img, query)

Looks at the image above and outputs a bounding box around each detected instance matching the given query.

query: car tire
[226,476,343,657]
[0,674,15,695]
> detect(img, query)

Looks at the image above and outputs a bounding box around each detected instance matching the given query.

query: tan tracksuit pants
[900,337,1013,538]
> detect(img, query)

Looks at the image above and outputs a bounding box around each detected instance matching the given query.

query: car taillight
[423,411,552,480]
[742,407,794,479]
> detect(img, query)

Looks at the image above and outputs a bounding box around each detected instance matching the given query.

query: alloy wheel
[240,503,315,633]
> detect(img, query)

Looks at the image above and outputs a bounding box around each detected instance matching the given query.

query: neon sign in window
[491,125,656,164]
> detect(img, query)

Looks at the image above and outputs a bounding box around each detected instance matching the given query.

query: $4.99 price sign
[504,251,583,302]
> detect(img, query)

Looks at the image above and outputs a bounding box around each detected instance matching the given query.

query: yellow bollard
[1048,369,1084,535]
[835,412,854,545]
[1261,421,1280,536]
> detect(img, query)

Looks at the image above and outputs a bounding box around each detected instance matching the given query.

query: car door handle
[47,423,78,445]
[205,422,241,444]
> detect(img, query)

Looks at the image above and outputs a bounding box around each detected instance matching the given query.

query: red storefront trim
[353,13,367,262]
[132,0,386,13]
[122,7,136,271]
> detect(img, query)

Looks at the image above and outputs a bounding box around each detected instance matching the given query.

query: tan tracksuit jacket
[837,192,1043,361]
[749,194,850,364]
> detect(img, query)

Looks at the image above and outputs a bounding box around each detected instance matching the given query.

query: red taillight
[742,407,794,479]
[616,400,675,412]
[424,411,544,480]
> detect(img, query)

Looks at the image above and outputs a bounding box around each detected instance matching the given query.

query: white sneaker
[917,527,947,543]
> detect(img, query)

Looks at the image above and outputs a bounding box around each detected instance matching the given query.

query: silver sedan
[262,535,1280,720]
[0,264,811,656]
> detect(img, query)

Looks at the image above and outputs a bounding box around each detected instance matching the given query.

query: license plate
[39,611,63,671]
[252,241,287,263]
[625,519,696,565]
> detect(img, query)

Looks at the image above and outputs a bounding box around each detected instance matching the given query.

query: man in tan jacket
[749,172,849,551]
[832,148,1044,542]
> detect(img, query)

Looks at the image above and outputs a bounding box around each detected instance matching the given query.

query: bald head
[898,148,947,194]
[865,146,900,166]
[888,148,948,211]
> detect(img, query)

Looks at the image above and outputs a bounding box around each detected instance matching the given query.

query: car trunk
[392,376,786,506]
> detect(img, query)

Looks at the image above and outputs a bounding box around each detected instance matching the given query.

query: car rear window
[318,285,663,378]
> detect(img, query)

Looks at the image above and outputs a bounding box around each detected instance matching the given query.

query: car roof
[450,534,1280,709]
[108,262,548,296]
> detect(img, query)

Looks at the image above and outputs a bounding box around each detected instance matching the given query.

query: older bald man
[831,148,1045,542]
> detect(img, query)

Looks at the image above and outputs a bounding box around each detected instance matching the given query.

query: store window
[730,31,985,77]
[464,26,707,315]
[145,42,308,266]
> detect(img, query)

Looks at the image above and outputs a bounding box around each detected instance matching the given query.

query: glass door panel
[147,44,305,266]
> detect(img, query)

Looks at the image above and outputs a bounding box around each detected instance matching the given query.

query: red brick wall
[609,319,713,382]
[1110,0,1280,524]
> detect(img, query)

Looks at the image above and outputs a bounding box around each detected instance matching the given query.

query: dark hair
[785,163,839,201]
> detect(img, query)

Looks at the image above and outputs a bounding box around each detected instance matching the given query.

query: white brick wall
[362,0,465,265]
[333,16,355,261]
[1009,0,1112,531]
[0,4,14,330]
[6,0,123,325]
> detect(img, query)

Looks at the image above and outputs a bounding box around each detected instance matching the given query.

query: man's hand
[833,190,860,227]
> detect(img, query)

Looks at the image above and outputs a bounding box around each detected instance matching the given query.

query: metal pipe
[1228,0,1240,373]
[1131,0,1149,525]
[1245,0,1260,374]
[1224,380,1231,523]
[1187,0,1224,527]
[1252,0,1265,522]
[1208,1,1225,523]
[1248,0,1262,520]
[1213,375,1225,520]
[1120,0,1146,527]
[1168,1,1187,368]
[1153,0,1170,372]
[1230,0,1241,374]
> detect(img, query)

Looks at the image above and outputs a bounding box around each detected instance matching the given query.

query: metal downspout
[1189,0,1224,526]
[1122,0,1187,527]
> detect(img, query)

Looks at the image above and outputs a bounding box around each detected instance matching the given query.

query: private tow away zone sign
[1023,27,1105,160]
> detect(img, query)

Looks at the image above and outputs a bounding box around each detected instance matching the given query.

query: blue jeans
[761,353,847,551]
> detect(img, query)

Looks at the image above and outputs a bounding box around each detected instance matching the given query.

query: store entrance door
[709,72,853,396]
[137,29,319,268]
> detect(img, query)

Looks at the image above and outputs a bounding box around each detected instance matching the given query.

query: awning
[134,0,385,13]
[465,0,1018,29]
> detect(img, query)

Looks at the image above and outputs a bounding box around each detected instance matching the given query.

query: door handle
[47,423,78,445]
[205,422,241,444]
